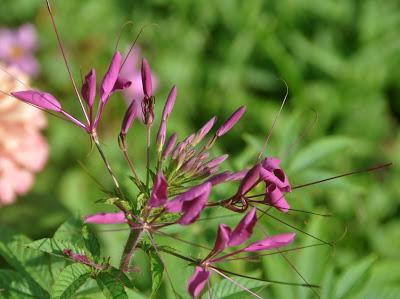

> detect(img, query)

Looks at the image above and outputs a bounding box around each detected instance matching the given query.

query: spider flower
[0,65,48,205]
[0,24,39,76]
[187,209,296,297]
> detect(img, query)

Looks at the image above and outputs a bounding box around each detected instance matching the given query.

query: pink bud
[148,172,168,208]
[156,121,167,150]
[141,58,152,98]
[216,106,245,137]
[193,116,217,145]
[121,100,139,135]
[206,154,229,169]
[162,85,177,121]
[162,133,178,158]
[188,267,210,298]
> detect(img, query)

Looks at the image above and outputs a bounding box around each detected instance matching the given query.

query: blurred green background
[1,0,399,298]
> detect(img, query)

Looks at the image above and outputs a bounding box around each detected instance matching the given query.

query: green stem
[119,228,144,271]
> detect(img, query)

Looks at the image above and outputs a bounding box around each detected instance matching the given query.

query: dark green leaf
[51,263,91,299]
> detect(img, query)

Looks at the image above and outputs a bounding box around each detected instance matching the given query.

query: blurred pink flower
[0,24,40,77]
[0,65,48,205]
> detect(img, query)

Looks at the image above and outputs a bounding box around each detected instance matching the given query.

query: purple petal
[188,267,210,298]
[121,99,139,135]
[264,184,290,213]
[259,168,290,191]
[193,116,217,145]
[165,182,211,225]
[148,172,168,208]
[243,233,296,252]
[228,208,257,247]
[162,85,177,121]
[81,69,96,108]
[100,51,122,103]
[178,188,210,225]
[112,76,132,92]
[212,224,232,253]
[216,106,245,137]
[141,58,152,98]
[206,154,229,169]
[84,212,127,224]
[162,133,178,158]
[208,169,248,186]
[12,90,62,112]
[261,157,281,171]
[237,164,261,196]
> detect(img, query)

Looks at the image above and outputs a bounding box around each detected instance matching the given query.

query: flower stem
[119,228,144,272]
[146,124,151,187]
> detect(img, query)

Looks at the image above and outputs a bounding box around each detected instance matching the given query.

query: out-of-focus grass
[0,0,399,298]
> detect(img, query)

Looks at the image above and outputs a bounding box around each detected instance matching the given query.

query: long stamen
[251,205,332,246]
[292,163,393,190]
[154,230,212,251]
[45,0,90,125]
[212,266,319,288]
[256,223,320,299]
[256,79,288,162]
[114,21,134,52]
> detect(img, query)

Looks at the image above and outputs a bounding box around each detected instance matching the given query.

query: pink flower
[0,65,48,205]
[84,211,127,224]
[187,209,296,297]
[0,24,40,77]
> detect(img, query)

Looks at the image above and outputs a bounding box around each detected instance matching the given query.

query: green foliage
[203,277,268,299]
[51,263,92,299]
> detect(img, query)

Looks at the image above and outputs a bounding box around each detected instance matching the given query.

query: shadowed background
[0,0,399,298]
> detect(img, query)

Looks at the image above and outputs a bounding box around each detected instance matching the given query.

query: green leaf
[289,136,354,173]
[334,255,377,299]
[51,263,92,299]
[96,270,128,299]
[27,238,85,258]
[54,217,101,261]
[205,277,268,299]
[0,269,48,299]
[145,248,164,298]
[0,225,51,296]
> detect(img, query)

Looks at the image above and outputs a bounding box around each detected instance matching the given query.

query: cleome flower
[0,64,48,205]
[187,209,296,297]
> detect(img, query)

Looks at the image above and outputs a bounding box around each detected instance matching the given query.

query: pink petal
[193,116,217,145]
[212,224,232,253]
[237,164,261,195]
[156,121,167,149]
[148,172,168,208]
[11,90,62,112]
[100,51,122,103]
[188,267,210,298]
[228,208,257,247]
[81,69,96,108]
[206,154,229,169]
[264,184,290,213]
[216,106,245,137]
[84,212,126,224]
[243,233,296,252]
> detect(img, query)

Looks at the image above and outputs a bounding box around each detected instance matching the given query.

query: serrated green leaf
[54,217,101,261]
[334,255,377,299]
[204,276,268,299]
[27,238,85,258]
[145,248,164,298]
[96,270,128,299]
[0,269,48,299]
[0,225,51,296]
[289,136,354,173]
[51,263,91,299]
